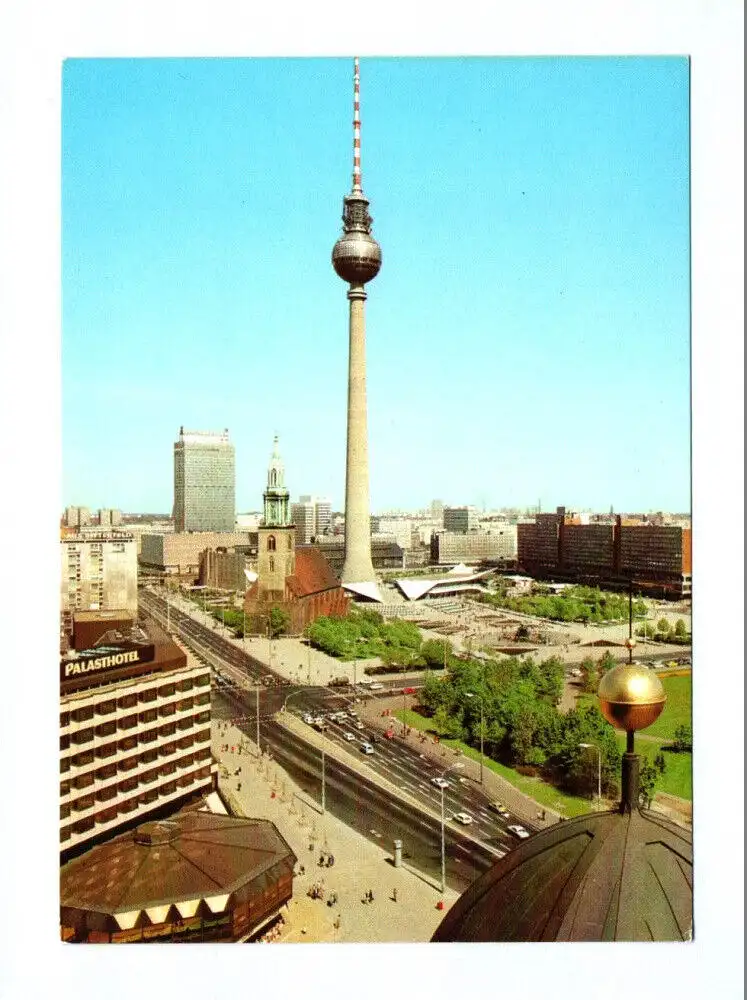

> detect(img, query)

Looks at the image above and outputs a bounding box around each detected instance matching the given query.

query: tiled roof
[286,547,341,598]
[59,813,296,914]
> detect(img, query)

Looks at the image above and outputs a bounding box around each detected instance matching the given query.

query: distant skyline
[63,57,691,515]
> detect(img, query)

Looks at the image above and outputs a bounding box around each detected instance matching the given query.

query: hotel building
[60,619,216,859]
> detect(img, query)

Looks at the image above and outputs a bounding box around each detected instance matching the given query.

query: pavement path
[212,721,459,943]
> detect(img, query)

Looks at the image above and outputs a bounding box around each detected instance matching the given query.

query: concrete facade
[61,533,138,614]
[140,532,254,579]
[173,428,235,533]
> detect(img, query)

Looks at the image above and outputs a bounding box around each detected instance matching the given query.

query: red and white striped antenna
[352,57,362,194]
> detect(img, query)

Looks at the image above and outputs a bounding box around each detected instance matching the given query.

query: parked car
[384,729,395,739]
[370,682,384,691]
[343,732,356,742]
[354,721,365,730]
[360,743,374,755]
[431,776,450,789]
[507,824,530,839]
[452,812,473,825]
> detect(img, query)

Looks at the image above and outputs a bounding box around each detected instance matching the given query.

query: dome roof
[432,806,692,942]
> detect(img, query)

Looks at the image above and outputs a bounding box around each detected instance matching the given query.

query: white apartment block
[61,533,138,614]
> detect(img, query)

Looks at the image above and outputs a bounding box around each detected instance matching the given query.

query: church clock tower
[257,436,295,600]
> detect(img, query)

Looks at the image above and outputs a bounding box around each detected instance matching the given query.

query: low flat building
[139,531,254,580]
[60,812,296,943]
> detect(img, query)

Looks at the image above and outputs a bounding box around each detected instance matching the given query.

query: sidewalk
[212,721,459,943]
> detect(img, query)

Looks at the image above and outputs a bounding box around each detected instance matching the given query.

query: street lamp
[578,742,602,810]
[438,761,465,896]
[465,691,484,785]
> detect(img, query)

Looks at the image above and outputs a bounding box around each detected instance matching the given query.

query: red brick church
[243,438,349,634]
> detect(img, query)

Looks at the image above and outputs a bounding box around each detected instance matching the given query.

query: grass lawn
[577,673,691,743]
[615,734,692,801]
[641,674,692,740]
[394,709,594,818]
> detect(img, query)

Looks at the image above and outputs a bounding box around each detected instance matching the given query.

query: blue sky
[62,56,690,515]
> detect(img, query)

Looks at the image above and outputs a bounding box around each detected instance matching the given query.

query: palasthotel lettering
[64,649,140,678]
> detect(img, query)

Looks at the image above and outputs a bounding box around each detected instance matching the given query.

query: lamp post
[578,742,601,809]
[255,686,261,753]
[321,748,326,815]
[465,691,484,785]
[438,761,465,896]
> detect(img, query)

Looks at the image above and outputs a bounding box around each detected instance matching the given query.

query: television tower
[332,57,382,598]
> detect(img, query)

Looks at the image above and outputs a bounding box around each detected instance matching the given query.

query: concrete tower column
[341,284,376,584]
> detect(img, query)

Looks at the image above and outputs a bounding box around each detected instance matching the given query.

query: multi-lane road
[139,589,535,892]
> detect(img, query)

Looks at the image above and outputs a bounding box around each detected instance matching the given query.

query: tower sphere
[332,220,382,285]
[598,663,666,732]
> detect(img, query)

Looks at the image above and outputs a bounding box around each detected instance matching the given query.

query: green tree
[598,650,616,674]
[421,638,452,668]
[673,618,689,641]
[269,606,290,637]
[579,656,599,693]
[639,759,664,809]
[671,723,693,752]
[656,617,671,636]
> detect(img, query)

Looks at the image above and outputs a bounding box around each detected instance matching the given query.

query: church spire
[262,435,290,526]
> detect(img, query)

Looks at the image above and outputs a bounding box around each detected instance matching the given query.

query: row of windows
[60,675,210,727]
[60,721,210,772]
[60,765,214,839]
[60,742,211,797]
[61,700,210,749]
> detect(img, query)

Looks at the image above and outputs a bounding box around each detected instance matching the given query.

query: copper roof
[60,812,296,914]
[286,547,341,598]
[432,807,692,942]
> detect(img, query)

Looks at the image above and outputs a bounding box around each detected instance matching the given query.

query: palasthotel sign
[60,644,155,683]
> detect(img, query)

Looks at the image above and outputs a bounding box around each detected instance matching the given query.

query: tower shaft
[341,285,376,584]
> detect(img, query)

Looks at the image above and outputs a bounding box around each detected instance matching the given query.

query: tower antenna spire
[352,56,362,194]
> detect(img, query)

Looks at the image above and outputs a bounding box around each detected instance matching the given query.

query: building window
[269,557,274,572]
[139,688,157,704]
[176,678,193,693]
[141,749,158,765]
[60,712,70,727]
[118,735,138,753]
[71,705,95,723]
[96,721,117,739]
[268,535,276,552]
[60,734,70,752]
[159,723,176,738]
[96,700,116,716]
[176,698,193,713]
[158,684,176,698]
[118,694,138,711]
[95,763,117,781]
[139,709,158,725]
[72,750,94,768]
[159,704,176,718]
[118,714,138,731]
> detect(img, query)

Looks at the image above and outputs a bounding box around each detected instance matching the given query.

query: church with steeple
[243,437,349,634]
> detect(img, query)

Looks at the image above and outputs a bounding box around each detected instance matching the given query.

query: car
[507,824,530,839]
[343,732,356,742]
[360,743,374,755]
[383,729,395,739]
[302,714,314,724]
[336,712,348,721]
[431,777,450,789]
[348,710,358,719]
[370,682,384,691]
[452,812,473,825]
[488,801,510,819]
[355,721,365,730]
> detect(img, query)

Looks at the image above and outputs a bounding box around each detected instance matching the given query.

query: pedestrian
[237,782,242,792]
[392,888,397,903]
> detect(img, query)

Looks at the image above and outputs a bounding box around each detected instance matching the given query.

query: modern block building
[98,508,123,527]
[60,618,215,859]
[517,508,692,597]
[173,428,235,533]
[61,533,138,614]
[139,531,253,580]
[291,497,334,546]
[443,506,479,534]
[64,506,93,529]
[431,526,517,567]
